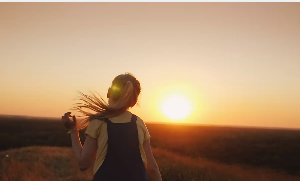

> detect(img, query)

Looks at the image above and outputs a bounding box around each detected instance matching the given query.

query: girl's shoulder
[85,119,105,138]
[90,118,106,125]
[135,115,151,140]
[88,119,107,130]
[135,115,148,128]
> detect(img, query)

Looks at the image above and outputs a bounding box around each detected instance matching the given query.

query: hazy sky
[1,3,299,128]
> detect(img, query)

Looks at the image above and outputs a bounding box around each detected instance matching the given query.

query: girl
[61,73,162,181]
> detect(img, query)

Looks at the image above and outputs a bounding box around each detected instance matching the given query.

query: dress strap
[130,114,137,123]
[102,118,112,124]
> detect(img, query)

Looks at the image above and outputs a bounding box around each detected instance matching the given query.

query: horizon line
[1,113,300,131]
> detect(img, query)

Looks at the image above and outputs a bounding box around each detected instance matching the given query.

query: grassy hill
[2,116,300,175]
[1,116,300,180]
[0,147,93,181]
[1,146,300,181]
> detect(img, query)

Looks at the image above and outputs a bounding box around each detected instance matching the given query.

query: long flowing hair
[73,73,141,130]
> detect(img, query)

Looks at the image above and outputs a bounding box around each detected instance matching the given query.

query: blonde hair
[73,73,141,130]
[109,81,134,109]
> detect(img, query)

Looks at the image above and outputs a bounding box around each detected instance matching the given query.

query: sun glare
[161,94,191,121]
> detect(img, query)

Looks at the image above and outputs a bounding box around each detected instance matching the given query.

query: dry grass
[0,147,93,181]
[152,147,300,181]
[1,146,300,181]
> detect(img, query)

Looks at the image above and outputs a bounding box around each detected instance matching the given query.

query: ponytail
[73,73,141,130]
[109,81,134,109]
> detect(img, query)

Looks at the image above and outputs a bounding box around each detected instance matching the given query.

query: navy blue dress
[92,114,148,181]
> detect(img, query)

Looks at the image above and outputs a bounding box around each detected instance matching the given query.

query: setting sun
[161,94,192,121]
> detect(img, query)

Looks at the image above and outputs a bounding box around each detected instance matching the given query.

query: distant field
[1,115,300,180]
[147,123,300,175]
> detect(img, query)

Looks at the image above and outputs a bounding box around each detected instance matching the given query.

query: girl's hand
[62,112,77,130]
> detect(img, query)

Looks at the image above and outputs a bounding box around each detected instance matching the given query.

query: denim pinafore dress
[92,114,148,181]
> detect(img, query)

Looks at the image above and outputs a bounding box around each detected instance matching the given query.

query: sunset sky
[0,3,299,128]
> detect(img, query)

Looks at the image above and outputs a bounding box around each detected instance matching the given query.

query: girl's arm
[143,139,162,181]
[70,129,97,171]
[63,112,97,171]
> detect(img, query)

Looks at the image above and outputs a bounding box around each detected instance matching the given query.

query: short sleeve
[136,117,151,141]
[85,119,102,139]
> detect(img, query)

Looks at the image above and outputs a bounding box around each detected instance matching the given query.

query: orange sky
[0,3,299,128]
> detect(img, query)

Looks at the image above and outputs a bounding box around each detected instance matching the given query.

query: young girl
[61,73,162,181]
